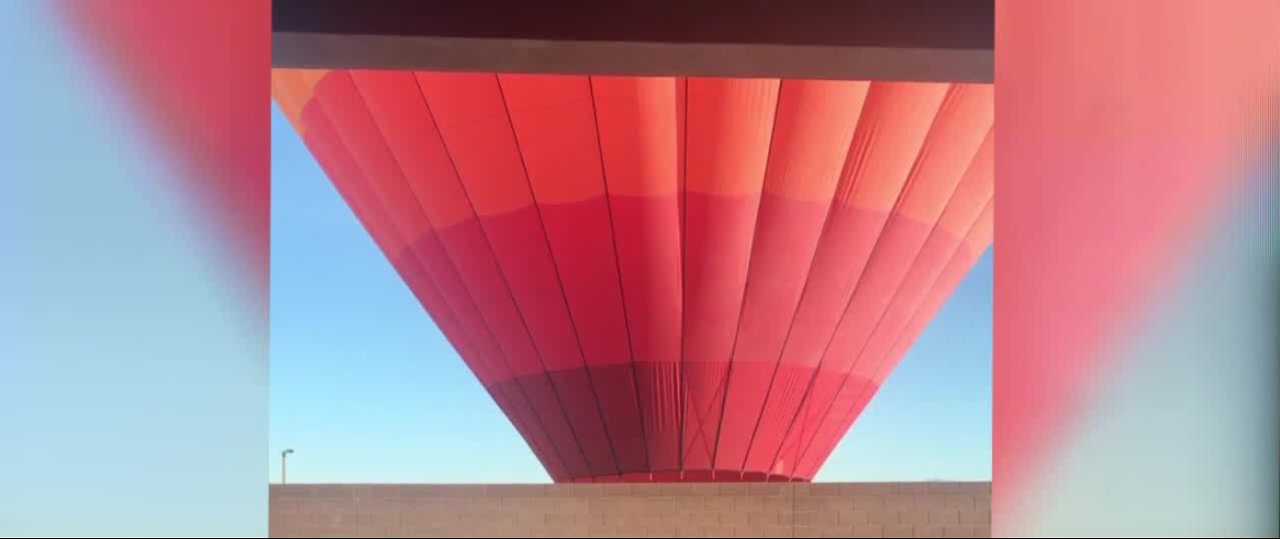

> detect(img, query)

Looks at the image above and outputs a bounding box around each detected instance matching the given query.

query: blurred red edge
[55,0,271,301]
[994,0,1278,531]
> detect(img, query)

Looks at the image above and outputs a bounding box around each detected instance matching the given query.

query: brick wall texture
[269,482,991,538]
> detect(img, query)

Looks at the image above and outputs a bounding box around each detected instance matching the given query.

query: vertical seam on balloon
[494,74,624,479]
[735,83,869,476]
[587,75,653,474]
[787,105,941,477]
[804,196,991,479]
[766,82,936,477]
[328,72,566,479]
[352,73,567,479]
[762,83,880,475]
[302,102,540,472]
[709,78,785,472]
[684,81,777,470]
[379,71,572,481]
[787,85,966,475]
[414,73,597,481]
[334,143,493,409]
[804,196,991,480]
[800,139,991,478]
[311,112,533,479]
[832,107,878,208]
[763,110,882,476]
[678,76,689,475]
[679,359,719,467]
[819,114,988,458]
[791,87,966,475]
[325,76,565,483]
[757,98,880,473]
[323,73,567,478]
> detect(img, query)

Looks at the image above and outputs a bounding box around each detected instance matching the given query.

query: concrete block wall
[269,482,991,538]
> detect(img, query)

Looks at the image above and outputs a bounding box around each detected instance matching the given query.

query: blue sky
[269,103,992,484]
[1,3,265,535]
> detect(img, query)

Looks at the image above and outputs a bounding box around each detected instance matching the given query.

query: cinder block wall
[270,482,991,538]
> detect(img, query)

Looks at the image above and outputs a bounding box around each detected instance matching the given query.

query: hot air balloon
[272,70,992,483]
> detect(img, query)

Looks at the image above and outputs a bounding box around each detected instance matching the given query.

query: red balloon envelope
[274,70,992,483]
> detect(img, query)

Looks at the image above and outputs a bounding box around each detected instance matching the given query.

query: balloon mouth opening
[563,471,809,483]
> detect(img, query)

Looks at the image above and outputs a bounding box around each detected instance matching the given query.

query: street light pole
[281,449,294,485]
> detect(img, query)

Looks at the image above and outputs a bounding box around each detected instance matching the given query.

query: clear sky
[269,103,992,484]
[2,3,266,535]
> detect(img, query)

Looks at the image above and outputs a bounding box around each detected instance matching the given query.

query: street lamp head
[281,448,295,485]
